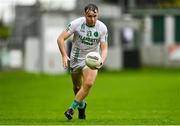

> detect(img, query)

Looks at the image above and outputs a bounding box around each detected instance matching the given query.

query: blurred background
[1,0,180,74]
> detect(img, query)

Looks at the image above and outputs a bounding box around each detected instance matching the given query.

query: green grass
[0,68,180,125]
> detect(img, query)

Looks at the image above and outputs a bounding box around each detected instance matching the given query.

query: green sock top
[78,100,86,109]
[70,100,79,110]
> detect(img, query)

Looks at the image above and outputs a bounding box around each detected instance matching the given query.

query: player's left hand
[95,62,103,69]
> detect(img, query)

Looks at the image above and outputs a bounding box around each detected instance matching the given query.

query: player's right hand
[62,55,70,69]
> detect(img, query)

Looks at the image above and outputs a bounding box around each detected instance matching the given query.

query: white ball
[85,52,102,69]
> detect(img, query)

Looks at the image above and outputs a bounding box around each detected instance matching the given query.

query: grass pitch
[0,68,180,125]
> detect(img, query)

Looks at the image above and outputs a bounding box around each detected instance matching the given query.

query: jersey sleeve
[64,18,80,35]
[100,24,108,43]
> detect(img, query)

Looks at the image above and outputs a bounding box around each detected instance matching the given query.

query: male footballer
[57,3,108,120]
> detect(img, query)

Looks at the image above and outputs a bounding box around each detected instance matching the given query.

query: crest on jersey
[94,32,98,37]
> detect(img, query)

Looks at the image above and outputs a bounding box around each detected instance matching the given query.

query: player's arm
[57,31,71,69]
[99,24,108,66]
[100,41,108,65]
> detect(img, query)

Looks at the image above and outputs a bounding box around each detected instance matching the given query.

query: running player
[57,3,108,120]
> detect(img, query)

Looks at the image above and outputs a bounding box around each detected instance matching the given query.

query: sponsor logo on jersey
[79,35,99,45]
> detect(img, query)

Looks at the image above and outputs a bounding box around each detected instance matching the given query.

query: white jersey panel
[65,17,108,68]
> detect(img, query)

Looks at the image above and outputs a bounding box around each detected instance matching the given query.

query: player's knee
[84,81,93,88]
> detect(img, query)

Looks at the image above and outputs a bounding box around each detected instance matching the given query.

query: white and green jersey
[65,17,108,71]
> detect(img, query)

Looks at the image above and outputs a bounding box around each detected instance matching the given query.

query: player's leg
[65,71,87,120]
[64,72,82,120]
[64,67,97,120]
[71,71,87,119]
[75,67,98,119]
[71,72,83,95]
[75,67,98,102]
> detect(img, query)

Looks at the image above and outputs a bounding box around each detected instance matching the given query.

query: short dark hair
[84,4,98,13]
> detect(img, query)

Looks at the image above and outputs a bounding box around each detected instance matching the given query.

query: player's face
[84,10,98,27]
